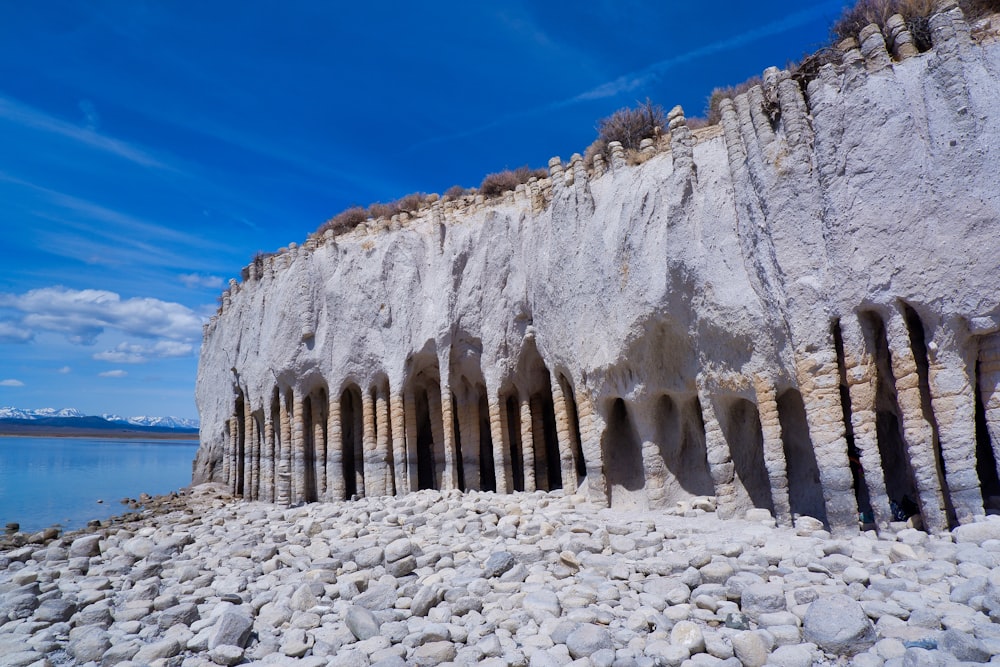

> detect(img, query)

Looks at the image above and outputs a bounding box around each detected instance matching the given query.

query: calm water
[0,436,199,533]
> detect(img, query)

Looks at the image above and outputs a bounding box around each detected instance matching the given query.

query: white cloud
[0,94,166,169]
[179,273,224,290]
[98,370,127,378]
[93,340,193,364]
[0,379,24,387]
[57,366,72,374]
[0,321,33,343]
[0,286,203,345]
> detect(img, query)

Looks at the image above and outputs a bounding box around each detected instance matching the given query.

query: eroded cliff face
[194,5,1000,535]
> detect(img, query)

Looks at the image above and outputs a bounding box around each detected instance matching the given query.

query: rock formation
[194,3,1000,536]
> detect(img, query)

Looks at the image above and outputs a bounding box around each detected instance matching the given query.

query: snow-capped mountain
[102,414,200,430]
[0,407,198,429]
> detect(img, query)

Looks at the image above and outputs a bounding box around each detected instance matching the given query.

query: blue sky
[0,1,853,420]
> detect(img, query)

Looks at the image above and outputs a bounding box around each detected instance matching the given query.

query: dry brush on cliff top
[311,0,1000,242]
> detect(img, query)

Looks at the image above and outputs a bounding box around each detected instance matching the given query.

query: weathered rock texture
[195,5,1000,536]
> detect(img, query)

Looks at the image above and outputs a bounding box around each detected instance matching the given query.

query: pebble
[5,483,1000,666]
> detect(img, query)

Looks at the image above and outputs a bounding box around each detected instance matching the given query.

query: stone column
[575,390,608,507]
[326,392,344,501]
[312,393,327,502]
[927,324,983,524]
[754,379,792,527]
[291,392,306,505]
[551,378,580,493]
[979,334,1000,488]
[488,393,512,494]
[840,316,892,528]
[252,413,262,501]
[530,395,549,492]
[390,389,407,495]
[519,393,537,492]
[263,414,275,503]
[795,347,860,536]
[362,388,378,497]
[243,406,254,499]
[697,382,738,519]
[223,416,233,491]
[277,393,292,506]
[458,394,481,491]
[427,388,445,490]
[439,383,459,491]
[886,309,948,532]
[633,405,666,509]
[376,383,392,496]
[405,387,420,493]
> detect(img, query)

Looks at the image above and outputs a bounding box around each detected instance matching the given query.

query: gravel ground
[3,484,1000,667]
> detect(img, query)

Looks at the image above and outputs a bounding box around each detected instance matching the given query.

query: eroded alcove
[720,396,773,515]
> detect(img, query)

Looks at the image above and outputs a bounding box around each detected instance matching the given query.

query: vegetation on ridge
[301,0,999,247]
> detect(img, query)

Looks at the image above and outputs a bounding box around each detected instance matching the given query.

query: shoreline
[3,488,1000,666]
[0,430,198,440]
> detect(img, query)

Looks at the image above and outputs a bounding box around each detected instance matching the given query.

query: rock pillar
[262,415,275,503]
[519,393,536,492]
[405,387,419,493]
[488,393,512,494]
[277,393,291,506]
[362,388,378,497]
[439,383,459,491]
[426,388,446,490]
[840,316,892,528]
[390,389,407,495]
[326,393,344,501]
[376,383,392,496]
[575,391,608,507]
[927,324,983,524]
[697,382,738,519]
[979,334,1000,488]
[291,392,306,505]
[886,309,948,532]
[309,394,323,501]
[551,378,580,493]
[530,395,548,492]
[243,406,255,500]
[223,416,233,491]
[458,393,481,491]
[795,347,860,535]
[755,379,792,526]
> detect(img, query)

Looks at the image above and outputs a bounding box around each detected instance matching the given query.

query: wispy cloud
[93,340,193,364]
[0,379,25,387]
[98,370,127,378]
[57,366,72,374]
[0,286,203,345]
[179,273,224,290]
[0,321,33,343]
[0,94,168,170]
[409,0,844,150]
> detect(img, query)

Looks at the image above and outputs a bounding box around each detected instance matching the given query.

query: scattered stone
[208,609,254,649]
[803,594,876,656]
[346,604,381,640]
[566,623,613,659]
[484,551,516,578]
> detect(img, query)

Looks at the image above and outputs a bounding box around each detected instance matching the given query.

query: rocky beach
[3,488,1000,666]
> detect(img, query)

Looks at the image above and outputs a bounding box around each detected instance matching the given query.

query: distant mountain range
[0,407,199,435]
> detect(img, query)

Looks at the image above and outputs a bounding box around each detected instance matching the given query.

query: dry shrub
[443,184,472,201]
[395,192,425,214]
[316,206,368,237]
[789,47,842,89]
[479,165,546,199]
[705,76,762,125]
[596,99,665,151]
[583,138,607,169]
[829,0,1000,51]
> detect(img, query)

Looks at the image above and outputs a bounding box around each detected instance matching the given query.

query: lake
[0,436,199,533]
